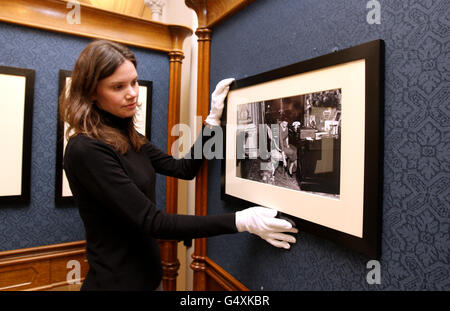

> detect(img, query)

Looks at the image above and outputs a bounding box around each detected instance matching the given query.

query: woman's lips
[124,102,137,109]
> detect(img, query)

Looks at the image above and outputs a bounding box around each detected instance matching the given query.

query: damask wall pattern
[0,22,169,251]
[207,0,449,290]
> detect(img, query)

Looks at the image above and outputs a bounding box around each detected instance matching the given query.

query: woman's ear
[89,93,98,103]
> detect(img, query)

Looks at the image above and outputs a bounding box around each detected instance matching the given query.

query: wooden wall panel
[0,241,88,291]
[0,261,50,291]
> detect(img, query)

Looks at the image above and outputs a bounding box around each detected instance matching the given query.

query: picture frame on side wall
[222,40,384,258]
[55,70,153,204]
[0,65,34,204]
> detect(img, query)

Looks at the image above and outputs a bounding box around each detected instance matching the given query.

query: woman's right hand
[204,78,235,127]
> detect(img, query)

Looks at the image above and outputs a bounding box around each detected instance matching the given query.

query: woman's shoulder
[65,134,116,160]
[67,133,101,148]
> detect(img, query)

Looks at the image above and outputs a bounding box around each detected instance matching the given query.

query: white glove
[204,78,235,127]
[235,207,298,249]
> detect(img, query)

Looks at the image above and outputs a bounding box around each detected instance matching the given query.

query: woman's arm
[64,135,237,240]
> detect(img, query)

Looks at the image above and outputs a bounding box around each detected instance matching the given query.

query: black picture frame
[0,65,34,204]
[55,70,153,204]
[221,39,384,258]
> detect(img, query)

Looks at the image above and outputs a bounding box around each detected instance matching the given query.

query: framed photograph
[0,65,34,204]
[222,40,384,258]
[55,70,153,203]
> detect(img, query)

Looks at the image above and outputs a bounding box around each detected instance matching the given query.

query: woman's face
[93,59,139,118]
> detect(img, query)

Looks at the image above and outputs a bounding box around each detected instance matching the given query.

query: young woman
[61,40,297,290]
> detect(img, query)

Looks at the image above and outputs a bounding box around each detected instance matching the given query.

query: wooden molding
[204,257,249,291]
[0,0,192,53]
[191,255,249,291]
[0,241,88,291]
[185,0,255,28]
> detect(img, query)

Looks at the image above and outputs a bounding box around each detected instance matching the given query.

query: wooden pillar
[190,26,212,291]
[161,26,192,291]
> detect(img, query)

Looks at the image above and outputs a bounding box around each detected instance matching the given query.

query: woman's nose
[126,85,138,98]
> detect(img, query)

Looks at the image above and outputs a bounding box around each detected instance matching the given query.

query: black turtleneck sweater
[63,110,237,290]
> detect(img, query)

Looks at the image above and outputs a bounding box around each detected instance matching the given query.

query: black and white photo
[236,88,342,198]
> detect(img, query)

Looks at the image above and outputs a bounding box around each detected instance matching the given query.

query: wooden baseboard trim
[26,279,84,291]
[204,257,249,291]
[0,241,88,291]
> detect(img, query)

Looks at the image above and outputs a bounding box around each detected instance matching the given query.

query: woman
[61,40,297,290]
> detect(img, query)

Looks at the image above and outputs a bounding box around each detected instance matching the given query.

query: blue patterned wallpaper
[207,0,449,290]
[0,22,169,251]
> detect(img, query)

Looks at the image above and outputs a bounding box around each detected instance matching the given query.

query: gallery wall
[0,22,169,251]
[207,0,449,290]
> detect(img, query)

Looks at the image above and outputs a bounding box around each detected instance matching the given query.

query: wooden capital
[168,51,185,63]
[169,25,193,52]
[195,28,212,42]
[185,0,208,27]
[185,0,256,28]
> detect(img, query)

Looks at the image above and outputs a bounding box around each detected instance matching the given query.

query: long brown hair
[60,39,146,154]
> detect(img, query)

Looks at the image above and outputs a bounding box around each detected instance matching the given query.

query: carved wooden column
[184,0,210,291]
[161,26,192,291]
[190,26,212,291]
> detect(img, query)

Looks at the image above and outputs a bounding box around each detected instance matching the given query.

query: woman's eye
[114,85,123,90]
